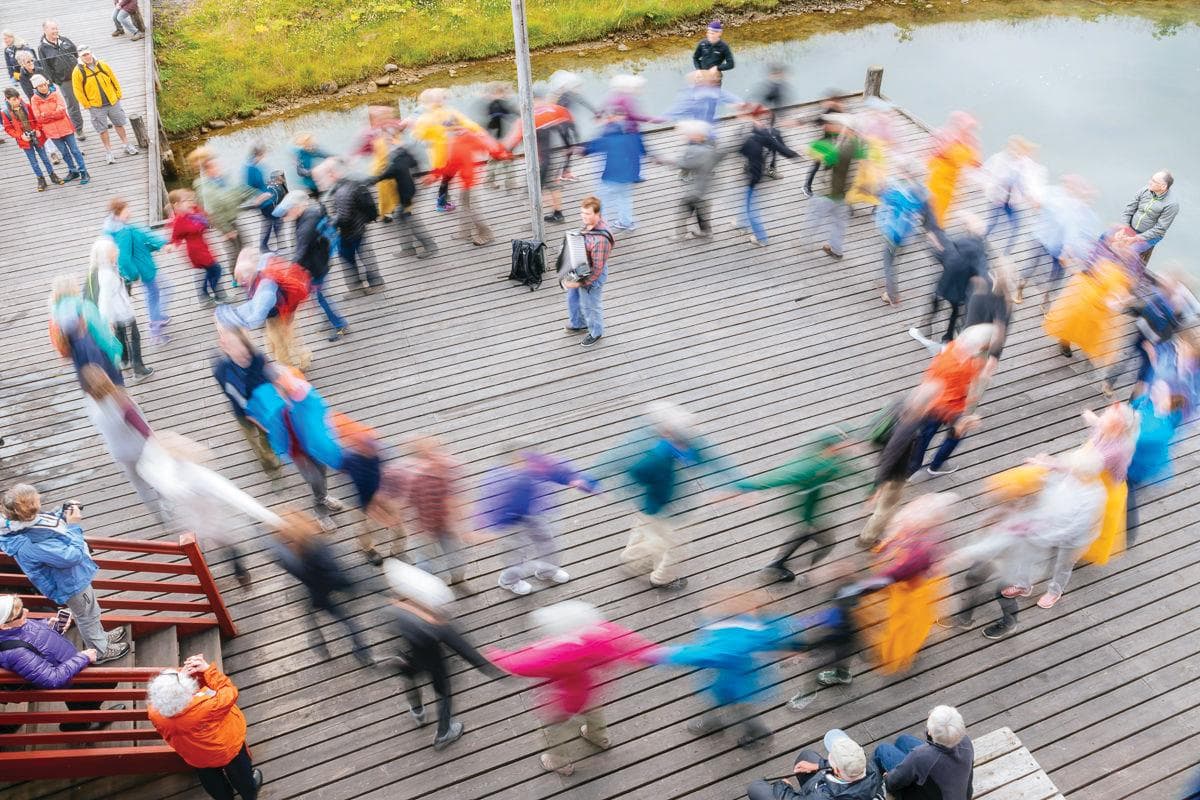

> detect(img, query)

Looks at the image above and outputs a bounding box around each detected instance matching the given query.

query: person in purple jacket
[478,444,598,596]
[0,593,125,733]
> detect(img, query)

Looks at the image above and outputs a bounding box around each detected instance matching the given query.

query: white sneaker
[535,567,570,584]
[124,143,140,155]
[502,579,533,596]
[104,151,116,165]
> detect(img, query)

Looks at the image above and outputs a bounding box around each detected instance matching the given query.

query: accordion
[556,230,592,286]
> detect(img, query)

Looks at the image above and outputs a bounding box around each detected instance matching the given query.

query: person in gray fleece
[873,705,974,800]
[1123,170,1179,263]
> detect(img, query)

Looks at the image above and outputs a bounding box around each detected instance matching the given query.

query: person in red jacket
[217,249,313,370]
[426,121,509,245]
[502,99,575,223]
[168,189,226,305]
[29,74,89,184]
[2,87,64,191]
[147,654,262,800]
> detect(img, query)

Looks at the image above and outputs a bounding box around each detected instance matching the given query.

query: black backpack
[508,239,546,291]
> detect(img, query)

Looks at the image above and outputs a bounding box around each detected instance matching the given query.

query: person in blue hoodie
[104,196,169,343]
[876,163,939,306]
[603,401,742,591]
[1,484,129,662]
[245,142,285,252]
[651,592,802,747]
[478,444,598,596]
[577,111,647,231]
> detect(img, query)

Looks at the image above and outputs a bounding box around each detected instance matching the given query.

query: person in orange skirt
[1080,404,1137,565]
[925,112,981,228]
[1043,228,1137,363]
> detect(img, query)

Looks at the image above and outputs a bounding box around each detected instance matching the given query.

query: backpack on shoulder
[508,239,546,291]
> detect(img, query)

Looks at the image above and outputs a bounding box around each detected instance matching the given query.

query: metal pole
[510,0,544,243]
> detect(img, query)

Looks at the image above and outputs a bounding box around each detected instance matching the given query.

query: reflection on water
[196,12,1197,266]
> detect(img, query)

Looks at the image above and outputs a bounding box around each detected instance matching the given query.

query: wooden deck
[3,3,1199,799]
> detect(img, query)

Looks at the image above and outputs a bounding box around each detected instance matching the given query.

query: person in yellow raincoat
[858,493,954,674]
[845,99,895,209]
[355,106,402,222]
[411,88,484,212]
[1080,404,1137,565]
[925,111,981,227]
[1043,232,1136,364]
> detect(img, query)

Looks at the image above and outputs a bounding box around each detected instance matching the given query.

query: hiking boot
[112,29,125,36]
[432,721,464,750]
[760,563,796,583]
[540,752,574,776]
[37,176,47,192]
[816,669,852,687]
[983,619,1017,640]
[79,172,91,185]
[49,172,64,185]
[580,334,602,347]
[63,171,79,182]
[106,627,128,644]
[580,723,610,749]
[94,643,131,664]
[651,576,688,591]
[543,210,565,223]
[327,326,349,343]
[322,496,347,513]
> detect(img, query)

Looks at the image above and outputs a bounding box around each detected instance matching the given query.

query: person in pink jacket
[488,601,659,776]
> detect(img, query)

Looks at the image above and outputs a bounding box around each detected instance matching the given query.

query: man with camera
[560,195,614,348]
[0,484,129,663]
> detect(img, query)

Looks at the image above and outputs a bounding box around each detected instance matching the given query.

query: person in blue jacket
[651,593,802,747]
[876,163,939,306]
[245,142,284,252]
[1126,380,1185,541]
[0,485,128,662]
[478,444,598,596]
[577,111,647,231]
[104,196,170,343]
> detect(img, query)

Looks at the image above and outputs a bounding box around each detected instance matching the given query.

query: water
[196,10,1197,265]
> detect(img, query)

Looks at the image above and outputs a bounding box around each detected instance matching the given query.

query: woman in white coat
[90,237,153,380]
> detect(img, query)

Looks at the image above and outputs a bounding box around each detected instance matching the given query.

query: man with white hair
[748,728,883,800]
[383,560,501,750]
[1123,170,1179,264]
[875,705,974,800]
[606,401,741,590]
[147,654,263,799]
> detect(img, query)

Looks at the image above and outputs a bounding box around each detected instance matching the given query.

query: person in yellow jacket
[71,47,138,165]
[411,87,483,212]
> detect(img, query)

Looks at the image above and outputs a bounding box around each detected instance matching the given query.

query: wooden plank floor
[2,5,1198,799]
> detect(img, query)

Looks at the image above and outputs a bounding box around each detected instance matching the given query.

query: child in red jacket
[168,189,225,304]
[2,87,64,191]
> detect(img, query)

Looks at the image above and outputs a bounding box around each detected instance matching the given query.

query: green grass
[154,0,786,133]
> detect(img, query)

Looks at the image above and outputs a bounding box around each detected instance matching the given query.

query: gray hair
[147,671,199,718]
[311,157,343,188]
[926,704,967,747]
[1154,170,1174,190]
[646,400,695,438]
[531,600,603,639]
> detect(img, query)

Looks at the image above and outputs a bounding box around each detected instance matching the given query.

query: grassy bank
[154,0,792,133]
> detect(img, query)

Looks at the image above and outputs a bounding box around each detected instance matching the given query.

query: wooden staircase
[0,535,235,795]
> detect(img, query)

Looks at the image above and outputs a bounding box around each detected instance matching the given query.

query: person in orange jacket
[1,87,64,191]
[147,654,262,800]
[425,121,509,245]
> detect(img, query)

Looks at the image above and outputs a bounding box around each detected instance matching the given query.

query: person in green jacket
[103,197,169,342]
[735,428,853,583]
[189,147,261,282]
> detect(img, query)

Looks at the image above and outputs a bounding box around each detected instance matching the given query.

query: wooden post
[510,0,545,243]
[129,114,150,150]
[178,534,238,638]
[864,66,884,98]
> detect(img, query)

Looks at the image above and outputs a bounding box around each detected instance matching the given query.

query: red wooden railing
[0,533,237,638]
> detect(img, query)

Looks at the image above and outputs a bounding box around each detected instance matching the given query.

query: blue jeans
[987,200,1019,253]
[142,277,167,332]
[567,271,606,337]
[338,233,382,288]
[23,144,54,178]
[260,209,282,252]
[909,416,962,474]
[313,278,347,330]
[599,180,635,229]
[740,185,767,244]
[874,733,924,774]
[112,7,138,34]
[50,134,86,175]
[199,264,222,300]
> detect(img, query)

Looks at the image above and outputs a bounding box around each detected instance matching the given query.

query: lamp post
[510,0,544,243]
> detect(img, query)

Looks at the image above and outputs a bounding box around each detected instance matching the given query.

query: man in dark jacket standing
[692,20,734,82]
[1122,170,1179,264]
[373,142,437,258]
[874,705,974,800]
[36,20,84,139]
[315,157,383,294]
[273,190,349,341]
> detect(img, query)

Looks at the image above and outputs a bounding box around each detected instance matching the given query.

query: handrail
[0,667,163,684]
[15,594,214,613]
[180,533,238,637]
[141,0,167,222]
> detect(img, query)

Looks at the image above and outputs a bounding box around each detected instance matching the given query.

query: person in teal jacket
[651,596,802,747]
[1126,380,1185,541]
[103,197,169,342]
[735,428,853,583]
[604,401,741,591]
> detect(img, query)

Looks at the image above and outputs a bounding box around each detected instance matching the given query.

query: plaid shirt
[403,454,460,535]
[581,221,613,286]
